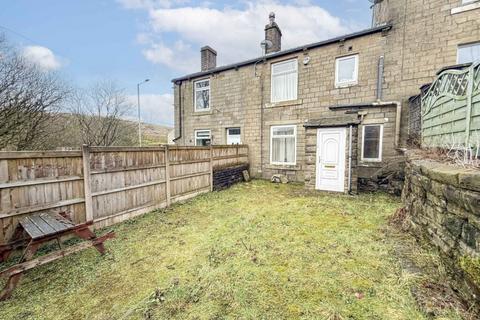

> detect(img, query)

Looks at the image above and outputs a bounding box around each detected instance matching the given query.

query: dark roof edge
[171,24,392,83]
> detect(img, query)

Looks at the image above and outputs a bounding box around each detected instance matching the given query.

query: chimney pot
[264,12,282,54]
[201,46,217,71]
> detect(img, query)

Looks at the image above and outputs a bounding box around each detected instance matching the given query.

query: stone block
[443,214,465,239]
[462,223,479,250]
[459,171,480,193]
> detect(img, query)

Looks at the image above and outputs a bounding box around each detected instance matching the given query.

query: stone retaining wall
[213,164,249,191]
[402,158,480,304]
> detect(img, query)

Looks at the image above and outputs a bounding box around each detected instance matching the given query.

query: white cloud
[123,1,354,74]
[22,46,64,71]
[127,93,174,126]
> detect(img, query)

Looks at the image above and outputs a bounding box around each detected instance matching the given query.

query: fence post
[465,64,475,148]
[209,145,214,192]
[81,145,94,222]
[236,145,239,165]
[164,145,171,206]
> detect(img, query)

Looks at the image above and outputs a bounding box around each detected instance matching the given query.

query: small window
[271,59,298,103]
[226,127,241,145]
[195,130,211,146]
[194,79,210,111]
[457,42,480,64]
[362,125,383,162]
[270,125,296,165]
[335,55,359,87]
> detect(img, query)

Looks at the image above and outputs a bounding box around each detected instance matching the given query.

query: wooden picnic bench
[0,212,114,300]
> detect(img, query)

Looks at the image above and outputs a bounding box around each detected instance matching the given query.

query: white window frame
[457,42,480,64]
[226,127,241,145]
[361,124,383,162]
[194,129,211,146]
[194,79,210,112]
[270,59,298,103]
[335,54,359,88]
[270,125,297,165]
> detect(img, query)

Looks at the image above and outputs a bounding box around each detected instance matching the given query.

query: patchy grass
[0,180,467,319]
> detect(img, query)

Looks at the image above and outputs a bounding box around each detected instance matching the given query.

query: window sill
[451,1,480,14]
[265,164,301,171]
[335,82,358,89]
[265,99,303,108]
[193,109,213,115]
[359,160,383,165]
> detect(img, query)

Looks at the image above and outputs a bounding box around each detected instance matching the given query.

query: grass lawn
[0,180,467,319]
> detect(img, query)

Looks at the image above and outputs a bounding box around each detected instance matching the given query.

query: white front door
[316,128,346,192]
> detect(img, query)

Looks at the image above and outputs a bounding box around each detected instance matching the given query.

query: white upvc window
[194,79,210,112]
[361,124,383,162]
[195,129,211,146]
[270,125,296,165]
[457,42,480,64]
[271,59,298,103]
[335,54,359,87]
[226,127,241,145]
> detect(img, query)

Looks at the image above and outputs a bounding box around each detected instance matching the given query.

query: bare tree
[70,81,135,146]
[0,36,68,150]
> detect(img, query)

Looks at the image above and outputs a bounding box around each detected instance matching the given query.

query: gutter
[171,24,392,83]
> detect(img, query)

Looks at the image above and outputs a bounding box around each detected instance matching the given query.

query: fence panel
[421,62,480,149]
[0,145,248,242]
[0,152,85,243]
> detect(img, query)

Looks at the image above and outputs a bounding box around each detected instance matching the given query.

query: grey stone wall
[403,158,480,304]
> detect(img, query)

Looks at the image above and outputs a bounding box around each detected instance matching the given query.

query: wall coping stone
[412,160,479,190]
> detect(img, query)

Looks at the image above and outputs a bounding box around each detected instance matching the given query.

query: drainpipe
[254,59,266,176]
[348,125,353,193]
[173,82,183,142]
[376,56,384,100]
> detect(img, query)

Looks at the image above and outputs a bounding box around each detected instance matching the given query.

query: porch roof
[303,115,360,128]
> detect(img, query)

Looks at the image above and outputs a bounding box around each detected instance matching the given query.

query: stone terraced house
[171,0,480,193]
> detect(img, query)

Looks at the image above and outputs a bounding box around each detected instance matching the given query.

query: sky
[0,0,373,127]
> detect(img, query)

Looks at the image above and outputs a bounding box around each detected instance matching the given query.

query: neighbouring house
[171,0,480,193]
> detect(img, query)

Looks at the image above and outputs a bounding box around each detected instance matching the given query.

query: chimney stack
[264,12,282,54]
[201,46,217,71]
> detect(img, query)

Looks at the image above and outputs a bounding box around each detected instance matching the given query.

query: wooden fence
[422,62,480,149]
[0,145,248,243]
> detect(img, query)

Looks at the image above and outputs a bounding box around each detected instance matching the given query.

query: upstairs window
[194,79,210,111]
[335,54,359,87]
[457,42,480,64]
[195,130,211,146]
[271,59,298,103]
[362,124,383,162]
[270,125,296,165]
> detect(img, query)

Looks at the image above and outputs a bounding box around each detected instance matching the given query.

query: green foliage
[0,181,465,319]
[459,256,480,287]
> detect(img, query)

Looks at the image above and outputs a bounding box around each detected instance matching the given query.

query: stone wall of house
[402,158,480,304]
[174,31,402,184]
[173,0,480,188]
